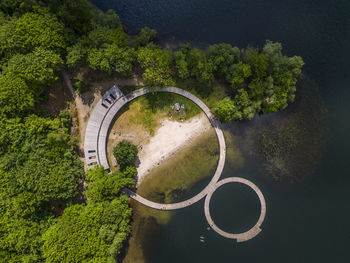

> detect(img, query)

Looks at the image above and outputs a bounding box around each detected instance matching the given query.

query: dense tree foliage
[212,41,304,121]
[42,197,132,263]
[0,9,67,57]
[67,26,135,76]
[0,0,33,16]
[41,144,139,262]
[0,46,63,116]
[87,44,135,76]
[0,73,34,115]
[84,166,135,202]
[0,3,138,262]
[0,0,304,261]
[58,2,303,121]
[133,26,157,48]
[212,98,237,122]
[207,43,240,77]
[113,140,139,170]
[173,45,214,87]
[42,166,135,262]
[4,47,63,91]
[92,9,121,29]
[137,47,174,87]
[46,0,95,36]
[0,111,84,261]
[227,61,252,89]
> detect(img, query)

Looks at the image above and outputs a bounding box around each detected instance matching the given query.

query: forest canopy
[0,0,304,262]
[0,1,138,262]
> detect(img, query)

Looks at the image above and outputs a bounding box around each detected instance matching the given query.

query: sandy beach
[136,112,212,184]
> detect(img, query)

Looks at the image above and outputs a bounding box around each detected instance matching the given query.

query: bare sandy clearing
[136,112,212,184]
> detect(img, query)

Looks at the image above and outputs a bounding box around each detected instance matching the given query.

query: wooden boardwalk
[84,86,226,209]
[84,85,266,242]
[204,177,266,242]
[84,85,124,170]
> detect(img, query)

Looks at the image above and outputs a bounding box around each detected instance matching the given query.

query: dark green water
[93,1,350,262]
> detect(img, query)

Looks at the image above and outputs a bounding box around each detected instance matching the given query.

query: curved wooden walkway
[204,177,266,242]
[84,86,226,210]
[84,85,266,242]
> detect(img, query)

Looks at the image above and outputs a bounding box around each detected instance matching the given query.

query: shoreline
[123,128,220,263]
[136,112,211,185]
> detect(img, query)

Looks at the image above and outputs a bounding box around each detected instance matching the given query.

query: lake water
[92,0,350,262]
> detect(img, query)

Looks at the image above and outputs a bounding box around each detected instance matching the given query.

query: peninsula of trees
[0,0,303,262]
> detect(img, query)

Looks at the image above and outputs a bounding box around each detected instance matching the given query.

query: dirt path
[61,68,143,151]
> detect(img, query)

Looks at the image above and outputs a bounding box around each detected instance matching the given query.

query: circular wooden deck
[204,177,266,242]
[84,85,266,242]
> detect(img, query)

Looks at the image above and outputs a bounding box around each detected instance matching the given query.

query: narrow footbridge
[84,85,266,242]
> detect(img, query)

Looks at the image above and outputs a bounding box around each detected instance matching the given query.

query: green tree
[227,62,252,90]
[113,140,138,170]
[0,73,34,115]
[3,47,63,93]
[137,47,174,87]
[66,41,89,67]
[259,41,304,113]
[0,215,44,262]
[123,165,138,179]
[47,0,94,35]
[92,9,121,29]
[207,43,240,77]
[84,166,135,202]
[234,89,255,120]
[0,0,32,16]
[42,198,132,263]
[243,47,268,80]
[67,26,131,71]
[133,26,157,48]
[0,111,84,261]
[212,98,237,122]
[87,45,135,76]
[0,11,8,25]
[187,48,214,86]
[0,10,66,56]
[173,50,189,79]
[213,90,256,122]
[88,27,129,48]
[0,112,83,216]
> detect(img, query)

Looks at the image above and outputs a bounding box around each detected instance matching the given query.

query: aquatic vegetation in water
[137,129,219,203]
[223,130,244,170]
[255,76,329,183]
[122,129,219,263]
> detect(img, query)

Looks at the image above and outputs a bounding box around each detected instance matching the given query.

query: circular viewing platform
[84,85,266,242]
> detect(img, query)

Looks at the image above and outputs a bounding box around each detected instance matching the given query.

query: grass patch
[113,92,201,136]
[142,92,201,117]
[175,78,228,108]
[107,91,203,172]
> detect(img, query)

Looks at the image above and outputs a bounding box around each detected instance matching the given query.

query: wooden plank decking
[83,85,266,242]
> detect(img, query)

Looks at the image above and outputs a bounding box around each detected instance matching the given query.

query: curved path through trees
[84,85,266,242]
